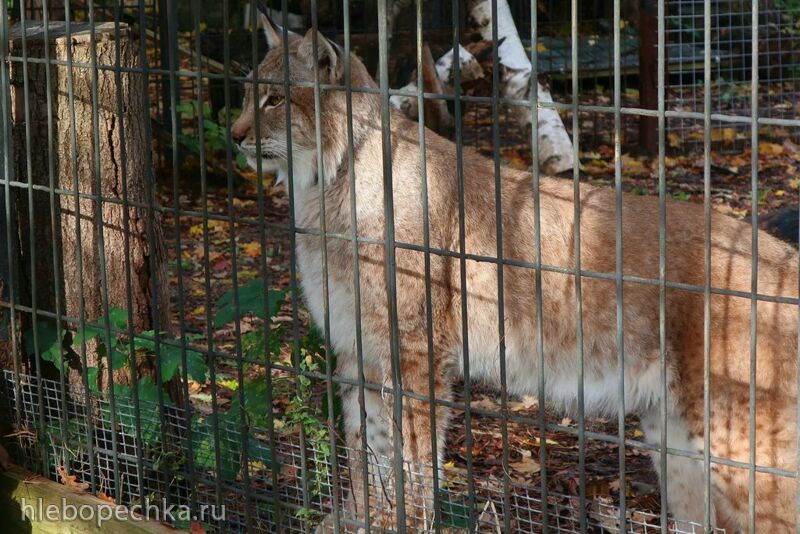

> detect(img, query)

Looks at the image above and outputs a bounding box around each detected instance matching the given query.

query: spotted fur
[231,15,800,533]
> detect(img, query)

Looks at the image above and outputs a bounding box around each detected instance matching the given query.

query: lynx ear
[298,29,341,83]
[257,3,298,49]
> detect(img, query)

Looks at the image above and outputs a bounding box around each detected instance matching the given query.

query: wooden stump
[8,22,170,392]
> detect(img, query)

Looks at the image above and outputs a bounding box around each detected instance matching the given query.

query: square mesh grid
[1,370,725,533]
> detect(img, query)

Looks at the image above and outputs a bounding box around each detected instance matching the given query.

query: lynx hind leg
[316,384,394,533]
[639,410,715,532]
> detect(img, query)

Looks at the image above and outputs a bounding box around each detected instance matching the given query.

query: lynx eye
[259,93,284,109]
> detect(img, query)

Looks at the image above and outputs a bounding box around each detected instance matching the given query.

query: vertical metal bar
[277,0,313,524]
[342,0,371,529]
[414,1,440,531]
[191,0,225,516]
[657,0,669,532]
[220,0,253,529]
[570,0,587,529]
[796,88,800,534]
[110,0,147,507]
[247,1,282,528]
[747,0,759,530]
[612,0,627,528]
[87,0,124,502]
[156,0,170,130]
[530,3,549,532]
[376,0,406,530]
[488,1,511,532]
[133,0,172,508]
[450,0,476,529]
[63,0,99,494]
[17,0,49,475]
[40,0,72,469]
[702,0,713,529]
[308,0,342,530]
[0,0,22,436]
[165,0,197,514]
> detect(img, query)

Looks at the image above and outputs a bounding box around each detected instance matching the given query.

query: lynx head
[231,11,378,189]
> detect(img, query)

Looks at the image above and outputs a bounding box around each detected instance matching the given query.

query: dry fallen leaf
[240,242,262,258]
[511,454,541,475]
[56,465,90,491]
[759,142,784,156]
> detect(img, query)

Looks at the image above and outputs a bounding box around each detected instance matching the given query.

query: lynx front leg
[640,409,715,532]
[391,336,452,532]
[317,383,394,533]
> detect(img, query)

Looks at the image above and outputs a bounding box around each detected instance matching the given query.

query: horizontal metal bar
[8,55,800,127]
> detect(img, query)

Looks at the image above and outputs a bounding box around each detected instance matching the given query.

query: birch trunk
[468,0,575,174]
[389,44,482,131]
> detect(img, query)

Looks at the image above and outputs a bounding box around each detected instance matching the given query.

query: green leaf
[242,379,270,427]
[24,320,69,372]
[236,152,249,169]
[439,491,471,529]
[248,436,273,464]
[114,376,162,405]
[214,280,286,328]
[134,332,209,384]
[24,320,58,357]
[186,350,209,383]
[86,367,101,393]
[107,308,129,329]
[175,100,196,118]
[191,413,243,481]
[110,346,129,370]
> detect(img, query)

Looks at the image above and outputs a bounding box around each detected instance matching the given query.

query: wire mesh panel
[1,0,799,533]
[667,0,800,148]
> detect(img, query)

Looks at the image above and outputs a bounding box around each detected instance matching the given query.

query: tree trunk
[468,0,575,175]
[8,22,170,394]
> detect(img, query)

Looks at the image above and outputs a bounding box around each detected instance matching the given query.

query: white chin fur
[245,149,317,192]
[245,155,282,174]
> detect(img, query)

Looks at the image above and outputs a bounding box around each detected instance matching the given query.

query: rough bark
[9,23,170,392]
[468,0,575,175]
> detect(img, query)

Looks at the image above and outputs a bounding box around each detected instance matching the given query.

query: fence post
[638,0,663,155]
[8,22,171,393]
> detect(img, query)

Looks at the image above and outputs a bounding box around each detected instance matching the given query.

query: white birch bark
[389,44,483,120]
[469,0,575,174]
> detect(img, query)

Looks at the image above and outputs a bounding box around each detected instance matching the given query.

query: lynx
[231,13,799,534]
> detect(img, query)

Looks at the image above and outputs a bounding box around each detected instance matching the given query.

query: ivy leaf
[109,346,129,371]
[214,280,286,328]
[105,377,167,445]
[107,308,129,329]
[186,351,209,383]
[73,323,104,347]
[114,376,161,405]
[24,320,69,372]
[134,332,209,384]
[86,367,101,393]
[236,151,249,169]
[242,379,270,427]
[191,413,243,481]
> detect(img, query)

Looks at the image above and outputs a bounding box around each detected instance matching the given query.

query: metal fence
[667,0,800,148]
[1,0,799,533]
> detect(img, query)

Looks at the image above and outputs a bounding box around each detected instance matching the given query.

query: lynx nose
[230,119,249,144]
